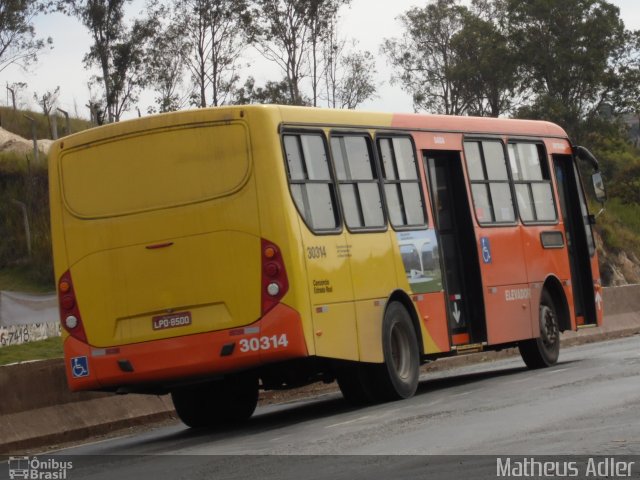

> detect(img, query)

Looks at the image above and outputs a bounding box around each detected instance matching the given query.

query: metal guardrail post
[10,199,31,259]
[22,114,39,165]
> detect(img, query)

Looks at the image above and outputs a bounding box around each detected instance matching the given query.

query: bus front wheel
[519,289,560,369]
[171,373,258,428]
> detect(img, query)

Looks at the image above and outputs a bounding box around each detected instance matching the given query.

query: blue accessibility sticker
[71,356,89,378]
[480,237,492,264]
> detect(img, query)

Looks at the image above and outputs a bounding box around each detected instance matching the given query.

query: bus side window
[508,143,557,223]
[464,140,515,225]
[283,133,339,232]
[377,136,426,229]
[330,134,385,230]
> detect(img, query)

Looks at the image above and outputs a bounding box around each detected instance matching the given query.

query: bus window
[464,140,515,224]
[283,133,339,232]
[508,143,557,223]
[377,136,426,228]
[331,134,385,230]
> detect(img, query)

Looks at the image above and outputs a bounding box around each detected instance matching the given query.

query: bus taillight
[58,270,88,343]
[261,239,289,315]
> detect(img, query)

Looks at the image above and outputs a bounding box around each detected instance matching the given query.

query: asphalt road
[4,336,640,480]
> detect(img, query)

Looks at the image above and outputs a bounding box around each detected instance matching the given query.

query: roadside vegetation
[0,336,63,365]
[586,122,640,274]
[0,106,92,140]
[0,148,53,291]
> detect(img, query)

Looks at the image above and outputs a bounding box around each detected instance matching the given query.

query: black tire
[171,373,258,428]
[336,362,375,405]
[519,289,560,369]
[368,301,420,401]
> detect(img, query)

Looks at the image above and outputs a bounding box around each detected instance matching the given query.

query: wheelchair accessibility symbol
[480,237,492,264]
[71,356,89,378]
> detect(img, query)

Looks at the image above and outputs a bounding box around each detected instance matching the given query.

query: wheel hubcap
[390,323,411,380]
[540,304,558,348]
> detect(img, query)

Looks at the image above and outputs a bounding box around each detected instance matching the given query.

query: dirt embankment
[0,127,53,155]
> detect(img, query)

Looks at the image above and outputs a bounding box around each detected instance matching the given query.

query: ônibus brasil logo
[8,457,73,479]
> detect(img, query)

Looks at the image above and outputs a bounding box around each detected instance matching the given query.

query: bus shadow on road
[122,362,573,452]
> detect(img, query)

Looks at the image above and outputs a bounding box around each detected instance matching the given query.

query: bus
[48,105,606,427]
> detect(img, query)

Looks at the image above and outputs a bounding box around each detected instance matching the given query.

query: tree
[506,0,628,140]
[232,76,298,105]
[175,0,251,108]
[450,4,518,117]
[306,0,349,106]
[6,81,27,109]
[62,0,155,122]
[34,86,60,135]
[321,11,376,110]
[108,18,155,121]
[145,15,190,113]
[0,0,52,73]
[34,86,60,117]
[382,0,470,115]
[323,41,376,109]
[252,0,347,105]
[252,0,312,105]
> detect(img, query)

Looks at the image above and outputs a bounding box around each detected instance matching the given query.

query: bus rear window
[61,123,251,218]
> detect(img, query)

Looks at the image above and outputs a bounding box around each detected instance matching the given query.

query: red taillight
[261,239,289,315]
[58,270,88,343]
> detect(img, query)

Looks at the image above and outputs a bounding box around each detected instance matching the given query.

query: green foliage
[0,0,53,72]
[595,199,640,258]
[0,336,63,366]
[384,0,639,135]
[233,76,307,105]
[382,0,469,115]
[0,106,92,139]
[1,106,53,139]
[587,122,640,268]
[0,153,54,289]
[450,11,516,117]
[62,0,155,122]
[0,107,89,293]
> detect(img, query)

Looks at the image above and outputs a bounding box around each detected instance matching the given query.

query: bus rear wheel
[336,362,375,405]
[369,301,420,401]
[519,289,560,369]
[171,373,258,428]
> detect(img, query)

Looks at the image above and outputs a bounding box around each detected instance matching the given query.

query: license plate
[152,311,192,330]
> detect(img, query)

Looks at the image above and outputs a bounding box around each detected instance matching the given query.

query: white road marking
[326,415,371,428]
[541,367,570,375]
[451,391,472,397]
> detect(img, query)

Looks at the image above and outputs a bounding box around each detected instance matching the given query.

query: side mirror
[591,171,607,203]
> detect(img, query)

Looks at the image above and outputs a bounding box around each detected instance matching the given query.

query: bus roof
[54,104,569,152]
[274,105,569,139]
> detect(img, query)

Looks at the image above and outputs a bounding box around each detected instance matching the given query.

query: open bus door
[424,150,487,347]
[552,149,604,326]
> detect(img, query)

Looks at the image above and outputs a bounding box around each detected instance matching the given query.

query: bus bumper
[63,303,308,392]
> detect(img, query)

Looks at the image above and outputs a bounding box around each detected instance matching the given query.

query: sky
[2,0,640,121]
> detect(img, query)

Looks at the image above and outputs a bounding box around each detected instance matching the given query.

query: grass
[0,266,54,293]
[0,106,92,139]
[594,198,640,258]
[0,336,63,366]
